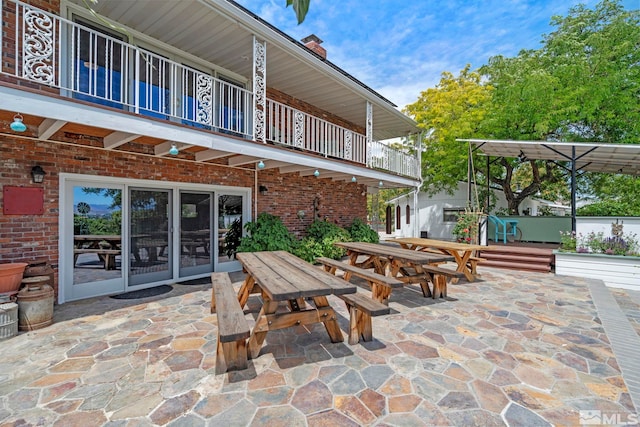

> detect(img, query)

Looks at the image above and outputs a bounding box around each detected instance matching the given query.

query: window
[443,208,466,223]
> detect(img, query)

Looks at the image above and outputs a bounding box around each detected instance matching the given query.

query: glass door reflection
[179,192,213,277]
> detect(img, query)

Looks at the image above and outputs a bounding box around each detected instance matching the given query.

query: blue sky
[236,0,639,109]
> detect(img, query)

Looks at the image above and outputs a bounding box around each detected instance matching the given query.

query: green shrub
[346,218,379,243]
[305,220,350,259]
[292,237,324,263]
[237,213,296,253]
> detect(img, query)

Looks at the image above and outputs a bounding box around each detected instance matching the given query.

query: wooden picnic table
[74,235,121,270]
[235,251,356,359]
[389,237,488,282]
[334,241,455,300]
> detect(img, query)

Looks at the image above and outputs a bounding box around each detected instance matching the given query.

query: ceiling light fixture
[257,160,265,169]
[314,170,320,177]
[169,144,179,155]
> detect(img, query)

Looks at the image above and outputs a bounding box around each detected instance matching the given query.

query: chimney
[301,34,326,59]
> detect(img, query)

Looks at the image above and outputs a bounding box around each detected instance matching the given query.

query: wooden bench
[73,248,121,270]
[316,257,403,305]
[420,264,464,298]
[338,291,390,345]
[210,272,250,374]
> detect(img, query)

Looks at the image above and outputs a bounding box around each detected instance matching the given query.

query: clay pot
[0,263,29,294]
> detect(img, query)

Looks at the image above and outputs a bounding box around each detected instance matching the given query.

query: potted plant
[452,211,483,244]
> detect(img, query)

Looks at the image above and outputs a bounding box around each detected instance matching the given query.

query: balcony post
[366,101,373,166]
[253,36,266,143]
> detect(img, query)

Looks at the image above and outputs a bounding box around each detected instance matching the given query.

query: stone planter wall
[554,251,640,290]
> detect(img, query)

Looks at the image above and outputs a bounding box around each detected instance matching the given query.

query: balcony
[0,0,420,181]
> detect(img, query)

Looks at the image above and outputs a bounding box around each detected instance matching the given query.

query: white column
[253,36,266,143]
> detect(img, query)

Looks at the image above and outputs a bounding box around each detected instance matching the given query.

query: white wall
[391,182,508,240]
[576,217,640,240]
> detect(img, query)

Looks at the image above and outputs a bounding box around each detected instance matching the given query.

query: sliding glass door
[128,188,173,286]
[179,192,214,277]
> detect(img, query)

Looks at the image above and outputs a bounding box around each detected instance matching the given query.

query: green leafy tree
[286,0,310,24]
[407,0,640,215]
[404,65,493,198]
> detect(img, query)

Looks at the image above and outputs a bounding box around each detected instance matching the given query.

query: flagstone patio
[1,266,639,426]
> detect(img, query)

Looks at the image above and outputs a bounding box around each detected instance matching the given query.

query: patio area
[1,265,639,426]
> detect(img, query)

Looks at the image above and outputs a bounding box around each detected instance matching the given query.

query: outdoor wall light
[169,143,179,155]
[314,169,320,177]
[10,114,27,132]
[257,160,265,169]
[31,165,46,183]
[297,210,306,219]
[351,176,357,183]
[259,185,268,195]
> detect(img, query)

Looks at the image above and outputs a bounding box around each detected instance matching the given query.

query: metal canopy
[459,139,640,232]
[460,139,640,175]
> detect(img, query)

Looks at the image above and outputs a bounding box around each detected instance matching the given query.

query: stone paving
[0,266,639,426]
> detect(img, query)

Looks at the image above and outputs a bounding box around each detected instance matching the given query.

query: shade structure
[460,139,640,175]
[459,139,640,232]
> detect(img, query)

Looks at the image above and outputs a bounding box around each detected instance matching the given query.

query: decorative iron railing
[1,0,419,179]
[265,99,367,164]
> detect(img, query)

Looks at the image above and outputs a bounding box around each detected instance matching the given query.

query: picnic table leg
[448,250,474,282]
[248,299,279,359]
[432,275,447,298]
[237,275,256,310]
[312,295,344,343]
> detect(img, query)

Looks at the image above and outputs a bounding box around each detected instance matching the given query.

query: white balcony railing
[368,140,420,179]
[3,0,253,137]
[1,0,420,179]
[266,99,367,164]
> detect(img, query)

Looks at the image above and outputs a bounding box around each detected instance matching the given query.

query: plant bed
[554,251,640,290]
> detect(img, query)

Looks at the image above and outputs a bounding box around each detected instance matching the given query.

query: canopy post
[571,145,577,232]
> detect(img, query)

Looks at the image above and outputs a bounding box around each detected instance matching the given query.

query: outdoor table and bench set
[210,250,391,373]
[389,237,488,282]
[208,242,470,373]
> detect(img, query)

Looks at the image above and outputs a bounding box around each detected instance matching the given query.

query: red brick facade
[0,133,367,296]
[0,0,370,299]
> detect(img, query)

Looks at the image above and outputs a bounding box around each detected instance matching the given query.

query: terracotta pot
[0,263,29,294]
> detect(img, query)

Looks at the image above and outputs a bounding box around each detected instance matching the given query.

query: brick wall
[256,169,367,236]
[0,134,367,296]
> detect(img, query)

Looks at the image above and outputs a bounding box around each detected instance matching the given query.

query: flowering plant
[452,211,482,244]
[559,230,577,252]
[559,230,639,256]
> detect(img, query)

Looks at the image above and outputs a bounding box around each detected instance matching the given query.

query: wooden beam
[278,164,310,174]
[153,140,192,156]
[103,131,139,149]
[228,155,261,167]
[37,119,67,140]
[195,149,232,162]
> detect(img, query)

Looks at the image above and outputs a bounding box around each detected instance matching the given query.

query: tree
[286,0,310,24]
[406,0,640,215]
[404,65,493,201]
